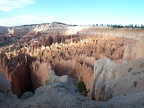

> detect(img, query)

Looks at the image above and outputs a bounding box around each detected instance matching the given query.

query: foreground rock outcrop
[1,69,144,108]
[17,70,107,108]
[90,58,144,101]
[107,91,144,108]
[0,70,107,108]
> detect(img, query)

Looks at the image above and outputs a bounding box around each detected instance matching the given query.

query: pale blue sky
[0,0,144,26]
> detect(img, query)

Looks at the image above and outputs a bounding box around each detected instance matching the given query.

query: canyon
[1,22,144,108]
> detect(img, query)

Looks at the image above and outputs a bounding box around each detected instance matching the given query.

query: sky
[0,0,144,26]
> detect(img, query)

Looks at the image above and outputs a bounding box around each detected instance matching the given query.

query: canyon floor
[0,23,144,108]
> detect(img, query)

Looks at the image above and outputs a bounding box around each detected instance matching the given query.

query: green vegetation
[94,24,144,29]
[77,81,88,96]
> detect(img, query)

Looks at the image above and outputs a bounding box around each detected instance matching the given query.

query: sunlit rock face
[80,27,144,39]
[90,58,144,101]
[7,22,85,36]
[52,59,94,90]
[123,39,144,60]
[0,32,138,99]
[20,35,136,92]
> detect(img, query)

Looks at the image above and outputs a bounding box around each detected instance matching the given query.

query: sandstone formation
[17,70,107,108]
[1,22,144,107]
[0,35,136,97]
[52,58,94,90]
[8,22,83,36]
[25,36,135,91]
[30,60,51,90]
[0,72,19,108]
[0,50,55,98]
[0,51,36,97]
[1,70,144,108]
[123,39,144,60]
[6,23,144,39]
[80,27,144,39]
[90,58,144,101]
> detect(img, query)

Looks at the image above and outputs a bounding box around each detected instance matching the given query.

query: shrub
[77,81,88,96]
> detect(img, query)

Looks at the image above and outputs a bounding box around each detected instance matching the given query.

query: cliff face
[123,39,144,60]
[0,72,19,108]
[0,52,36,97]
[19,35,136,92]
[80,27,144,39]
[2,22,144,44]
[0,49,54,97]
[7,23,144,39]
[1,70,144,108]
[0,30,140,99]
[30,60,51,90]
[8,22,84,35]
[90,58,144,101]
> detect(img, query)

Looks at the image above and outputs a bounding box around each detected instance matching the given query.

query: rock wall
[0,72,19,108]
[0,72,13,96]
[0,34,138,98]
[7,23,144,39]
[0,50,53,98]
[18,70,108,108]
[8,22,84,35]
[52,59,94,90]
[0,52,36,97]
[20,36,136,92]
[80,27,144,39]
[1,69,144,108]
[123,39,144,60]
[90,58,144,101]
[30,60,51,90]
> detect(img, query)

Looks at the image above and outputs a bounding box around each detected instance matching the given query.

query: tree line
[93,24,144,28]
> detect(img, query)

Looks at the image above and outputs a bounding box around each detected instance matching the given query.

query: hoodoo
[1,22,144,108]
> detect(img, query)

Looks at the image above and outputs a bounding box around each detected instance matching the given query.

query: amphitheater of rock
[1,23,144,108]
